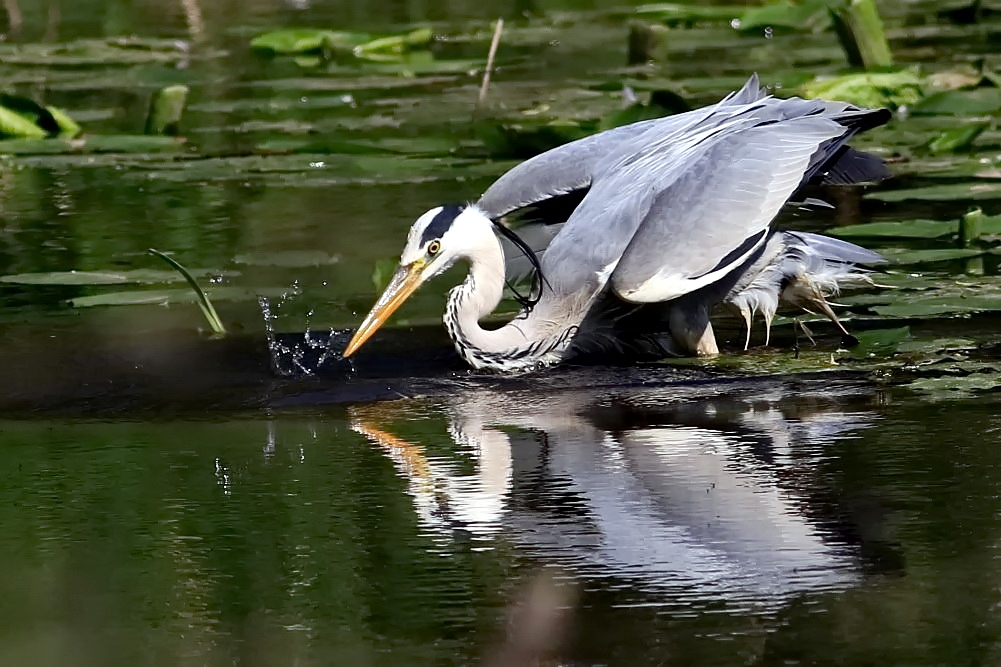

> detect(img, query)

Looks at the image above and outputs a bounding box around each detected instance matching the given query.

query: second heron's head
[342,204,494,358]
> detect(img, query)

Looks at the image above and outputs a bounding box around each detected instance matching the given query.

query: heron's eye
[427,240,441,256]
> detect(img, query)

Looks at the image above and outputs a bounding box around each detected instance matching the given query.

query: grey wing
[476,76,768,219]
[610,117,848,302]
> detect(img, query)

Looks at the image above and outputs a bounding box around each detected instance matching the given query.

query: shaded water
[5,378,1001,665]
[3,0,1001,664]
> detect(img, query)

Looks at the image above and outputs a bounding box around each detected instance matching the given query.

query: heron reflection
[350,380,886,603]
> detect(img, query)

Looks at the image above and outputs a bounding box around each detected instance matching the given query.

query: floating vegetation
[250,27,433,61]
[0,37,206,66]
[0,93,79,139]
[799,69,924,108]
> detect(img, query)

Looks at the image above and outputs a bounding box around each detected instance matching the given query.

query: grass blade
[147,248,227,335]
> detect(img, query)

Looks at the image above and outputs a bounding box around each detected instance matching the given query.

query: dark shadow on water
[0,324,879,418]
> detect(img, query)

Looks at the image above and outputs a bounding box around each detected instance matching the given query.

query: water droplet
[764,26,773,39]
[730,18,741,29]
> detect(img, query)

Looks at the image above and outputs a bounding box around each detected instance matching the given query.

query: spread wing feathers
[476,75,769,220]
[607,116,848,304]
[724,231,885,349]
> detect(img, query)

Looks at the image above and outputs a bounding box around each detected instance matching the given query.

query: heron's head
[343,204,493,358]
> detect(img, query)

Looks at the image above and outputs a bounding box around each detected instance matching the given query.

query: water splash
[259,280,338,377]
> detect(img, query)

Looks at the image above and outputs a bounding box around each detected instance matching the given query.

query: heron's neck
[444,234,561,372]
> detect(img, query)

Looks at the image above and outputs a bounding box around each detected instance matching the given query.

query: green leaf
[67,287,278,308]
[0,134,182,156]
[147,249,227,336]
[737,0,831,31]
[630,3,745,25]
[869,181,1001,202]
[0,269,238,286]
[144,85,189,136]
[354,27,433,55]
[800,69,924,109]
[927,121,989,154]
[845,326,911,358]
[0,107,47,139]
[45,106,81,138]
[908,372,1001,400]
[912,88,1001,116]
[250,29,331,55]
[873,295,1001,318]
[879,247,986,264]
[830,219,957,239]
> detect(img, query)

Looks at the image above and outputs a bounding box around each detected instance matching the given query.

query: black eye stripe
[419,204,464,246]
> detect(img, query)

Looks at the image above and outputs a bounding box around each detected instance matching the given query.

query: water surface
[3,0,1001,664]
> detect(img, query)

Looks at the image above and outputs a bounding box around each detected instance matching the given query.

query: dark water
[3,0,1001,664]
[4,377,1001,665]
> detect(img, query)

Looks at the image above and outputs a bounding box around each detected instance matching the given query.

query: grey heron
[343,75,890,373]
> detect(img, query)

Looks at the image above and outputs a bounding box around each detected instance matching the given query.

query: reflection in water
[351,380,882,607]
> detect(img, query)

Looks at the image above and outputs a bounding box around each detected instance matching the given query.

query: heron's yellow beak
[342,261,425,358]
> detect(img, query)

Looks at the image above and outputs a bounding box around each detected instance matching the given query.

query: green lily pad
[873,295,1001,318]
[845,326,911,359]
[629,3,745,25]
[736,0,831,32]
[927,121,989,154]
[68,287,280,308]
[869,181,1001,202]
[0,106,47,139]
[908,371,1001,399]
[879,247,986,264]
[250,27,433,60]
[912,88,1001,115]
[0,37,202,66]
[0,134,182,155]
[0,269,238,286]
[830,219,958,239]
[800,70,924,109]
[250,29,330,55]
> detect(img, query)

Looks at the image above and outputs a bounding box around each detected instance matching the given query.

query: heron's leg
[667,299,719,356]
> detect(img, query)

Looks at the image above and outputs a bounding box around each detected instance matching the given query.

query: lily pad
[869,181,1001,202]
[629,3,745,25]
[1,269,238,286]
[800,70,924,109]
[830,219,958,239]
[908,371,1001,399]
[873,295,1001,318]
[0,93,79,139]
[735,0,831,32]
[0,134,183,155]
[250,27,433,60]
[879,247,986,264]
[845,326,911,359]
[68,287,280,308]
[0,37,201,66]
[927,121,989,154]
[912,88,1001,116]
